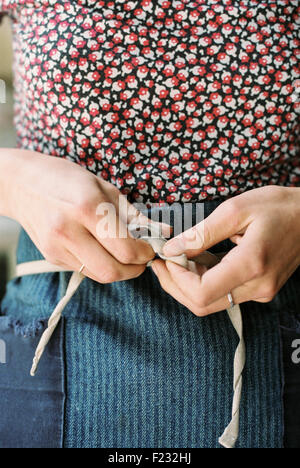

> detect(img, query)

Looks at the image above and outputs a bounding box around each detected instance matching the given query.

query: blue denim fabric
[0,200,298,448]
[276,266,300,449]
[0,317,65,448]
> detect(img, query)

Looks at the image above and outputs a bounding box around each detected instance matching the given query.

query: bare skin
[1,150,299,310]
[151,186,300,316]
[0,148,172,283]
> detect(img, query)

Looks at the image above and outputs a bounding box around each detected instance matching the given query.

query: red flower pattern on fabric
[0,0,299,205]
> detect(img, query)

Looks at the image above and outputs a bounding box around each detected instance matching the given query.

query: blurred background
[0,16,20,300]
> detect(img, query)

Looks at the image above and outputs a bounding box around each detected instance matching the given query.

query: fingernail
[163,237,185,256]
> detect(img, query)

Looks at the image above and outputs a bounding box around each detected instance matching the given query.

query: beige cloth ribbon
[14,224,245,449]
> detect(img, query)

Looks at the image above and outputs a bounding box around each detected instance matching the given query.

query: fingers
[100,181,173,239]
[131,212,173,239]
[101,218,155,265]
[66,226,146,283]
[151,259,207,314]
[82,186,171,265]
[151,259,232,315]
[58,248,107,283]
[160,215,262,308]
[192,221,268,305]
[151,259,262,316]
[40,240,106,283]
[192,247,250,306]
[164,260,244,313]
[83,201,156,265]
[163,199,249,257]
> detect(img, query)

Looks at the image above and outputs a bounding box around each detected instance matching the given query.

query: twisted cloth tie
[14,223,246,449]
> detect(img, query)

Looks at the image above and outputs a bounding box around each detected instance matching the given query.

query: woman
[0,0,299,448]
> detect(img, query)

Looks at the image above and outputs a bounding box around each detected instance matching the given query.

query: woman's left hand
[151,186,300,316]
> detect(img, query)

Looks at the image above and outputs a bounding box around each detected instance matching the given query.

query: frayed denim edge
[0,315,47,338]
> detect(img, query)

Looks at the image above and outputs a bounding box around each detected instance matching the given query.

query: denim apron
[0,200,299,448]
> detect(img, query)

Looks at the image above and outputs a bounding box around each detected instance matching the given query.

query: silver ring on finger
[227,291,235,308]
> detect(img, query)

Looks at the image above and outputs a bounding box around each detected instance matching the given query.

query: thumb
[163,201,244,257]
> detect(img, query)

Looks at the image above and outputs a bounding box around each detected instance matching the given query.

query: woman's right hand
[0,148,167,283]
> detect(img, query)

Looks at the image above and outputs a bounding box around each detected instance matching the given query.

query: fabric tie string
[14,222,246,449]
